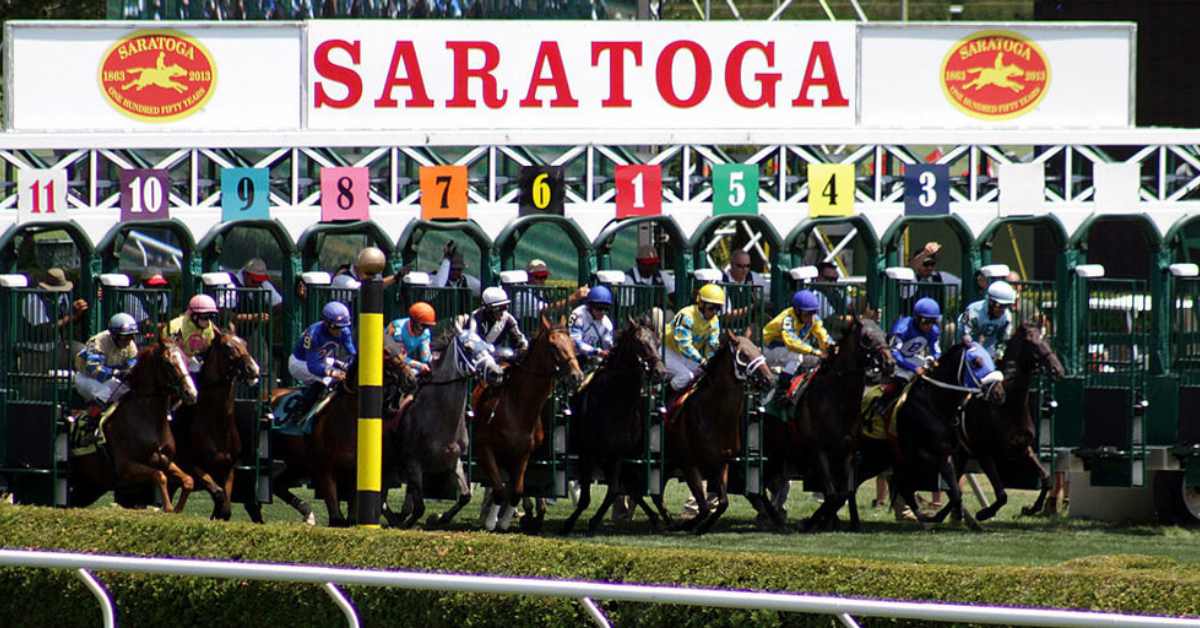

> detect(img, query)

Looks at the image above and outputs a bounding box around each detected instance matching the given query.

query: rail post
[355,247,386,528]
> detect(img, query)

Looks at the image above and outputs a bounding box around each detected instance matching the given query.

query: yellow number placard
[807,164,856,217]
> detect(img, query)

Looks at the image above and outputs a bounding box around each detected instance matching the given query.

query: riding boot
[290,382,326,425]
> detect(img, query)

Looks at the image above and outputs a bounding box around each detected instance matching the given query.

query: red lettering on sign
[374,41,434,108]
[519,42,579,108]
[445,41,508,109]
[655,40,712,109]
[725,41,781,108]
[313,39,363,109]
[591,42,642,108]
[792,41,848,108]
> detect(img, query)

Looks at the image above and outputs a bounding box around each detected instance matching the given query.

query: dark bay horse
[246,351,414,526]
[650,330,775,535]
[561,318,668,535]
[474,316,583,532]
[948,323,1065,521]
[855,341,1006,530]
[382,327,503,529]
[69,339,199,512]
[759,316,894,532]
[172,326,261,520]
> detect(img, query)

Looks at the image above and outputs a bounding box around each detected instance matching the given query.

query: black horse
[560,318,668,535]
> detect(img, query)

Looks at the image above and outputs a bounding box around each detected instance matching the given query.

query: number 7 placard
[806,163,856,217]
[420,165,468,220]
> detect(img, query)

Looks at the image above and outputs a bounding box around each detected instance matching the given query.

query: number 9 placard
[904,164,950,216]
[420,165,468,220]
[518,166,564,216]
[806,164,856,217]
[220,167,270,222]
[321,167,371,222]
[712,164,759,216]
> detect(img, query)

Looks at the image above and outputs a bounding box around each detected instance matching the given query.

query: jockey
[169,294,219,373]
[568,285,614,363]
[763,289,830,375]
[74,313,139,408]
[664,283,724,392]
[890,297,943,381]
[957,280,1016,358]
[287,301,356,421]
[466,287,528,365]
[387,301,436,375]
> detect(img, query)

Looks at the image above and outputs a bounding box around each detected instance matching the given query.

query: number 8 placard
[420,165,468,221]
[321,167,371,222]
[806,164,856,217]
[220,167,270,222]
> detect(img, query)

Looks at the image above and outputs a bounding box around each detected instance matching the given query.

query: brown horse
[650,330,775,535]
[69,338,199,511]
[475,316,583,532]
[171,326,261,520]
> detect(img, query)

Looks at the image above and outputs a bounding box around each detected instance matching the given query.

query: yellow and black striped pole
[355,247,386,528]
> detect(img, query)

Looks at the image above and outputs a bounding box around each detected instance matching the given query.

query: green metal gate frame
[100,282,172,344]
[609,284,669,494]
[715,281,767,495]
[783,216,883,312]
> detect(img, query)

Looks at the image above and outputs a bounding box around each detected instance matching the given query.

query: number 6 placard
[120,169,170,222]
[806,163,856,217]
[712,164,759,216]
[321,166,370,222]
[420,165,468,220]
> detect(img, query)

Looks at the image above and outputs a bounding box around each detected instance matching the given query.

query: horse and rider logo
[98,30,217,123]
[941,30,1050,121]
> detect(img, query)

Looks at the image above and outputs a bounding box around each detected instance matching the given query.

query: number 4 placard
[615,165,662,218]
[321,167,370,222]
[420,165,468,221]
[120,169,170,222]
[904,164,950,216]
[807,164,855,217]
[712,164,759,215]
[18,169,67,223]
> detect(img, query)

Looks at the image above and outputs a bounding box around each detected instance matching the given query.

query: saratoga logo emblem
[940,30,1049,121]
[98,30,217,122]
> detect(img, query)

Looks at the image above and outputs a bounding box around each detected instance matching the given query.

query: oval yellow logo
[941,30,1050,121]
[98,30,217,123]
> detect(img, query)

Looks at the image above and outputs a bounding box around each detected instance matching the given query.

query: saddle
[68,401,121,457]
[860,381,914,442]
[663,381,701,427]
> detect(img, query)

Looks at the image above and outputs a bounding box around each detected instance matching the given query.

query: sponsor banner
[7,23,301,131]
[306,21,856,131]
[859,24,1133,128]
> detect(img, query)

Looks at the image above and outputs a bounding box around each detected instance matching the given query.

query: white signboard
[17,169,68,223]
[305,21,857,131]
[7,23,302,131]
[859,24,1133,129]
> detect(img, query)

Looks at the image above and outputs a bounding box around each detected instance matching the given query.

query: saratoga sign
[4,20,1133,133]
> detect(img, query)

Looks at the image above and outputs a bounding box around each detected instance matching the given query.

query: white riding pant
[74,373,124,404]
[288,355,335,386]
[764,346,799,374]
[665,348,704,391]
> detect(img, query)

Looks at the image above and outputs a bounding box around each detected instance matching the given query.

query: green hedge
[0,505,1197,627]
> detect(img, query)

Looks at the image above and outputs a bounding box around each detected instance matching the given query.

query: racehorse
[560,317,668,535]
[245,351,415,526]
[474,315,583,532]
[758,315,894,532]
[855,341,1006,530]
[382,326,503,529]
[946,322,1065,522]
[68,338,199,512]
[650,329,775,535]
[171,326,261,520]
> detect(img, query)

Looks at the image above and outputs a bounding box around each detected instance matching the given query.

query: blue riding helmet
[108,312,138,336]
[913,297,942,321]
[587,285,613,306]
[791,290,820,313]
[321,301,352,329]
[962,343,1000,389]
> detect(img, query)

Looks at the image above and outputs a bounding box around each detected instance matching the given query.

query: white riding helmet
[482,286,511,308]
[987,280,1017,306]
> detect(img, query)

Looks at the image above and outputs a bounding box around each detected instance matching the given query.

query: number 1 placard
[120,169,170,222]
[806,164,855,217]
[712,164,759,215]
[18,169,67,223]
[615,165,662,218]
[220,167,270,221]
[904,164,950,216]
[420,165,468,220]
[321,167,370,222]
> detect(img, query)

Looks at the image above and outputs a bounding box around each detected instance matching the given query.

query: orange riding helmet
[408,302,436,326]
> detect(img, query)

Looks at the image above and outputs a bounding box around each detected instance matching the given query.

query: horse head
[539,315,583,388]
[203,324,261,388]
[145,334,197,405]
[382,343,417,411]
[839,314,894,379]
[616,315,668,383]
[1008,322,1065,381]
[722,328,774,392]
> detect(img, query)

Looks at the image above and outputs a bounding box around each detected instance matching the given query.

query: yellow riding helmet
[698,284,725,305]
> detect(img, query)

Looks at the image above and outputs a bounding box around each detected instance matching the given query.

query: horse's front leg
[501,456,531,532]
[674,467,709,532]
[695,463,730,535]
[974,455,1007,522]
[117,456,174,513]
[585,459,622,535]
[802,450,838,532]
[219,465,236,521]
[429,459,472,528]
[401,461,425,528]
[561,456,593,535]
[315,466,346,527]
[844,454,862,532]
[935,455,979,530]
[1020,446,1053,517]
[477,443,506,531]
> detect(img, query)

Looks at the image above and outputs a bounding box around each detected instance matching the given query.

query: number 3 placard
[221,167,270,222]
[615,165,662,218]
[120,169,170,222]
[903,164,950,216]
[321,167,370,222]
[806,164,856,217]
[420,165,468,221]
[712,164,759,216]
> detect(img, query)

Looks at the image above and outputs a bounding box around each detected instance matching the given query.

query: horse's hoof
[304,512,317,527]
[975,508,996,522]
[329,516,350,528]
[964,514,983,532]
[424,514,442,529]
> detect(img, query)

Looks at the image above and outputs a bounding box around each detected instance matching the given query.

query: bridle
[732,343,769,386]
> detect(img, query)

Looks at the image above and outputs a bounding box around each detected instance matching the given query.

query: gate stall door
[203,273,273,505]
[98,273,171,344]
[96,221,196,315]
[593,216,690,313]
[495,215,593,338]
[688,215,781,326]
[396,221,490,333]
[298,221,393,326]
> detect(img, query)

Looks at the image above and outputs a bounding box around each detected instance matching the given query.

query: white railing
[1,549,1198,628]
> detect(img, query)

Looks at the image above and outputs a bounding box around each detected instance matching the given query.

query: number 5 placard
[18,169,67,223]
[120,169,170,222]
[321,167,370,222]
[615,165,662,218]
[712,164,759,215]
[904,164,950,216]
[806,164,856,217]
[420,165,468,220]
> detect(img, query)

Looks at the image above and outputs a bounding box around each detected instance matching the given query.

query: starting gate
[882,271,963,351]
[1165,271,1200,521]
[611,283,668,495]
[714,281,767,496]
[98,274,171,344]
[0,278,82,506]
[204,277,274,506]
[1007,278,1061,467]
[397,279,476,335]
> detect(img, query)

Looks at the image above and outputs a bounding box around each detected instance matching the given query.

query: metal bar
[838,613,863,628]
[4,550,1199,627]
[324,582,361,628]
[75,568,116,628]
[966,473,990,510]
[579,597,611,628]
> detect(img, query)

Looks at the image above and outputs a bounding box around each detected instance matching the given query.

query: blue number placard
[221,168,270,221]
[904,164,950,216]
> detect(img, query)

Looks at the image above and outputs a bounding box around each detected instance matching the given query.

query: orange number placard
[420,165,468,220]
